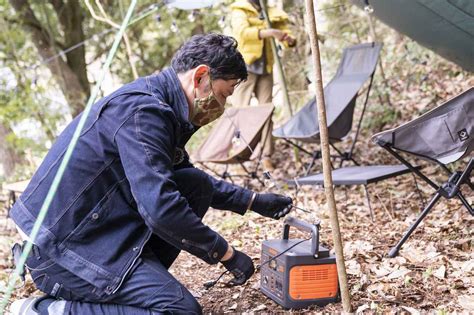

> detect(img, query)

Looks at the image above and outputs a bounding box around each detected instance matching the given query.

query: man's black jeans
[25,168,214,314]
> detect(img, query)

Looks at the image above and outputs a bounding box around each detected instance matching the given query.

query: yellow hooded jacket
[230,0,292,73]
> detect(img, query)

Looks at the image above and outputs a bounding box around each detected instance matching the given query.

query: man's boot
[10,296,66,315]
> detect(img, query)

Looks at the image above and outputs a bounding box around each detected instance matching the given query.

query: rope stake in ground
[0,1,138,314]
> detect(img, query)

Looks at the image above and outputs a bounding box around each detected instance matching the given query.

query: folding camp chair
[193,104,274,185]
[288,163,421,218]
[273,42,382,175]
[372,87,474,257]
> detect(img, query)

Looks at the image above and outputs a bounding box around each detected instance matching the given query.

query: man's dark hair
[171,33,247,82]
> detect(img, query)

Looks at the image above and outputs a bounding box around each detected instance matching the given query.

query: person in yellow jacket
[229,0,296,171]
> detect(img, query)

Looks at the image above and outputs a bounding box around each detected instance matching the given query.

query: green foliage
[0,6,66,169]
[104,1,229,81]
[0,0,230,175]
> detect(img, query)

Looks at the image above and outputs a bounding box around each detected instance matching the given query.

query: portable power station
[260,217,339,309]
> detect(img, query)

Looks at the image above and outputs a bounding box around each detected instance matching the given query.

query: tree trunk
[50,0,90,100]
[9,0,89,117]
[0,123,23,178]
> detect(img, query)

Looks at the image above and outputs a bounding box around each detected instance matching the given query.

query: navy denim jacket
[11,68,252,295]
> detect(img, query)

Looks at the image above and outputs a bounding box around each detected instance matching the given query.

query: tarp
[273,43,382,142]
[372,87,474,164]
[352,0,474,71]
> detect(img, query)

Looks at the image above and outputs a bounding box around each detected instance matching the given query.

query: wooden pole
[259,0,293,116]
[304,0,352,312]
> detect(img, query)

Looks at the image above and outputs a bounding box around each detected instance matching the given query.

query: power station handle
[282,216,320,257]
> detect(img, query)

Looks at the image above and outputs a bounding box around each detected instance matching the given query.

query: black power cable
[203,237,311,290]
[256,237,311,271]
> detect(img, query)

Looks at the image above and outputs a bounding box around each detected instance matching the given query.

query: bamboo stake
[304,0,352,312]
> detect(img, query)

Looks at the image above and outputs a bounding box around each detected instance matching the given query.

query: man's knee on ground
[156,287,202,315]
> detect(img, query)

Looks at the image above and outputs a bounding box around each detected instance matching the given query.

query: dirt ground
[1,137,472,314]
[168,139,473,314]
[0,79,473,313]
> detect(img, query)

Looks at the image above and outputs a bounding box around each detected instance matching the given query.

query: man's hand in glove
[250,193,293,219]
[221,247,255,286]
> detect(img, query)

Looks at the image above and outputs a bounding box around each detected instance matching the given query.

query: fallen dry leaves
[0,64,472,314]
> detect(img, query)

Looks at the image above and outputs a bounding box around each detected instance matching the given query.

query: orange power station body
[260,217,339,309]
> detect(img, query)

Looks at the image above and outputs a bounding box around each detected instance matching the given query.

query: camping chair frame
[284,70,374,176]
[197,122,272,187]
[281,42,379,176]
[372,87,474,257]
[290,163,424,222]
[379,144,473,257]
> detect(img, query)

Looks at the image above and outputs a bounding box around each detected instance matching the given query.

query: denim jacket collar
[147,67,193,130]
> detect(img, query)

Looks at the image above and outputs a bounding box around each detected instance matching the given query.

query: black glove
[250,193,292,219]
[221,248,255,286]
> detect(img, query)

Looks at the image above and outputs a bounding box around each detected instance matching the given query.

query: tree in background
[9,0,90,117]
[0,0,223,179]
[2,0,470,180]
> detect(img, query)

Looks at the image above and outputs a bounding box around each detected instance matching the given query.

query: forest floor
[0,75,473,313]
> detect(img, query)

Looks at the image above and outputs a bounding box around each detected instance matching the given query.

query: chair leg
[222,166,235,185]
[304,151,320,176]
[388,192,442,258]
[363,185,374,222]
[457,191,473,215]
[411,173,426,208]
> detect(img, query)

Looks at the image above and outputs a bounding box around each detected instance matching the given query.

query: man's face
[188,63,244,126]
[195,77,240,106]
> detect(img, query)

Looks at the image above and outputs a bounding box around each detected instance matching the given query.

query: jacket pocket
[66,193,112,241]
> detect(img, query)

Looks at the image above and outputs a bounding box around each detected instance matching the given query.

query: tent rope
[27,3,159,71]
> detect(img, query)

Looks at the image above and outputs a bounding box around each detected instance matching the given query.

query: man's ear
[192,65,210,88]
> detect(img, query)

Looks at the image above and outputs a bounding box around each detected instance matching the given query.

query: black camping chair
[281,42,423,220]
[273,42,382,175]
[372,87,474,257]
[288,163,422,221]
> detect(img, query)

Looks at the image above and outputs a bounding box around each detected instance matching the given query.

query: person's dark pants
[25,168,213,314]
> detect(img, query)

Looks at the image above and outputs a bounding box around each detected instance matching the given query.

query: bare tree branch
[85,0,139,79]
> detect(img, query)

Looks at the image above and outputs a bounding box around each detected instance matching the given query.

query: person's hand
[259,29,287,41]
[285,36,296,47]
[271,29,287,41]
[221,248,255,285]
[250,193,292,219]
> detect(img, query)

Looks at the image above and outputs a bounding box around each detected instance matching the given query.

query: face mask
[191,78,225,126]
